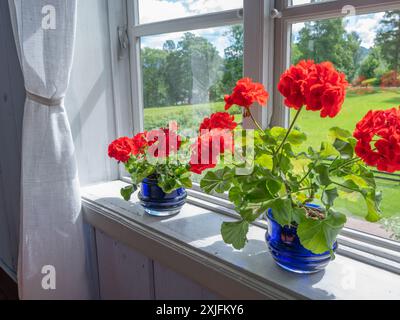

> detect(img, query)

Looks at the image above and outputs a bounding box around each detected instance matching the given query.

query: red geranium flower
[199,112,238,131]
[108,137,134,163]
[278,60,314,110]
[224,78,269,110]
[354,107,400,173]
[189,129,234,174]
[132,132,148,155]
[278,60,348,118]
[147,127,182,158]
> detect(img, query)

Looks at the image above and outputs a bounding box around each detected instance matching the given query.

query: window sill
[82,180,400,300]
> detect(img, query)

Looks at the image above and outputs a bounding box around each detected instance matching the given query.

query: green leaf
[315,165,332,186]
[266,179,282,195]
[287,130,307,145]
[246,184,273,203]
[270,127,287,140]
[345,174,369,189]
[270,127,307,146]
[364,190,383,222]
[221,220,249,250]
[200,167,234,194]
[239,208,261,223]
[121,185,135,201]
[277,154,293,174]
[322,187,339,209]
[255,154,273,170]
[292,207,307,225]
[297,210,346,254]
[333,139,355,159]
[329,127,352,141]
[320,142,340,159]
[229,186,243,207]
[268,198,293,227]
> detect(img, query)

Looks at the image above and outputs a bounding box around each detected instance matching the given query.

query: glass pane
[141,25,243,136]
[288,0,335,7]
[289,11,400,240]
[138,0,243,24]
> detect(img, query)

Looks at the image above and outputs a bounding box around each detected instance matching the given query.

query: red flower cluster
[278,60,348,118]
[189,129,234,174]
[199,112,238,131]
[224,78,269,110]
[354,107,400,173]
[108,127,182,162]
[108,137,135,163]
[131,132,148,156]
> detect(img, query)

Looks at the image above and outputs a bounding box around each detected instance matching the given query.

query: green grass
[144,88,400,220]
[293,88,400,220]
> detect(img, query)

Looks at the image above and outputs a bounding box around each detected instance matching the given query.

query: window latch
[118,25,129,60]
[270,9,282,19]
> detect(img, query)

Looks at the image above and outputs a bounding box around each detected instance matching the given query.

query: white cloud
[139,0,242,24]
[291,12,386,49]
[141,26,231,56]
[344,12,385,48]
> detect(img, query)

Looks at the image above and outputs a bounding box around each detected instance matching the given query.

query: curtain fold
[8,0,90,299]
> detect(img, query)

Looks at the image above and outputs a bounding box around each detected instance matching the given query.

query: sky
[140,0,386,57]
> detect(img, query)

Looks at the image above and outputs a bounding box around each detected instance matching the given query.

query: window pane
[289,12,400,240]
[138,0,243,24]
[140,25,243,136]
[288,0,335,7]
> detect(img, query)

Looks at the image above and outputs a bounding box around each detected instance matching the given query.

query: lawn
[144,88,400,220]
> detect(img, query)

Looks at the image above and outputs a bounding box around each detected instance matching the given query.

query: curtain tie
[26,90,65,106]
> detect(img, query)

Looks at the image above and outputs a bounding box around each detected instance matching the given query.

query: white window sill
[82,180,400,300]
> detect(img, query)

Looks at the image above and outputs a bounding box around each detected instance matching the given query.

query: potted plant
[108,116,237,216]
[197,60,399,273]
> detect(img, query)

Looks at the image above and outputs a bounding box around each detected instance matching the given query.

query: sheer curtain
[8,0,90,299]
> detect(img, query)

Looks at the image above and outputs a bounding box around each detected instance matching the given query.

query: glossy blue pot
[266,205,337,274]
[138,177,187,217]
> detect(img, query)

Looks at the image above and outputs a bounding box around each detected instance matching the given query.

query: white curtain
[8,0,90,299]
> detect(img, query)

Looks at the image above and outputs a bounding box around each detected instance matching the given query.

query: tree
[164,32,222,105]
[375,11,400,73]
[141,48,168,108]
[358,48,382,80]
[296,19,361,81]
[221,25,243,94]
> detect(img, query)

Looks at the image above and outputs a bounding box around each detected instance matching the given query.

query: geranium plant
[198,60,396,254]
[108,125,193,200]
[108,115,238,201]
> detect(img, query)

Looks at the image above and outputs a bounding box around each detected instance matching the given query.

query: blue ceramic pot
[138,177,187,217]
[266,204,337,274]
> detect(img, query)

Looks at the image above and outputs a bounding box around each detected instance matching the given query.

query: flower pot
[138,177,187,217]
[266,205,337,274]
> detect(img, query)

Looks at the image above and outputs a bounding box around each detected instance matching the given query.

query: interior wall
[0,0,25,277]
[0,0,119,277]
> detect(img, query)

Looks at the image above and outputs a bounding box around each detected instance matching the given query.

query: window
[277,0,400,242]
[123,0,400,256]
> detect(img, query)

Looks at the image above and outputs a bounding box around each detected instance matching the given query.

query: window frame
[115,0,400,272]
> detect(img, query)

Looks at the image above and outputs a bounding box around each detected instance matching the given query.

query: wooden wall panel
[96,230,154,300]
[153,261,220,300]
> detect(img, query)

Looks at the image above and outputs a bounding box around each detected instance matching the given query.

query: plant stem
[298,166,314,185]
[247,108,264,132]
[330,157,361,173]
[274,107,303,156]
[332,181,359,193]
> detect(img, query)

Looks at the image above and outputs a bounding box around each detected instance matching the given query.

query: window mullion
[128,0,144,134]
[242,0,274,130]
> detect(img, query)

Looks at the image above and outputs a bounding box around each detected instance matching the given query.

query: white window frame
[110,0,400,273]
